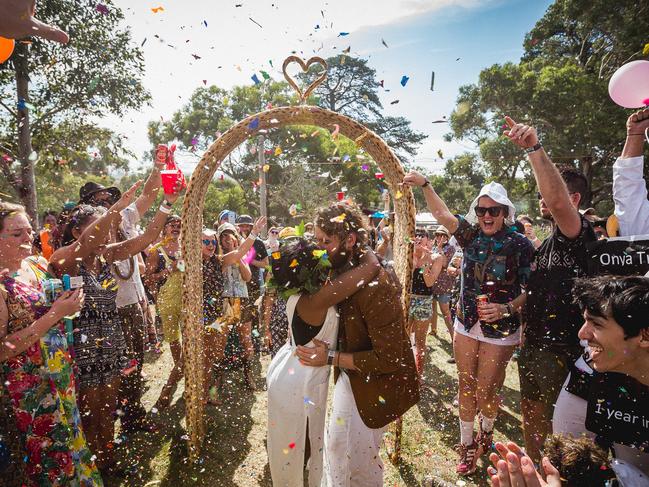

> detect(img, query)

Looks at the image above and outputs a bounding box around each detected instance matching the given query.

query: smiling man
[572,276,649,476]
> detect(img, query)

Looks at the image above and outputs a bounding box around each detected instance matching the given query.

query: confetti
[338,32,349,37]
[330,213,346,223]
[95,3,109,15]
[395,190,403,200]
[274,146,282,156]
[381,38,389,48]
[251,74,261,85]
[272,251,281,260]
[248,117,260,130]
[375,172,384,179]
[400,75,409,87]
[390,99,399,105]
[289,259,299,268]
[378,395,386,404]
[249,17,263,28]
[263,164,270,172]
[151,6,164,13]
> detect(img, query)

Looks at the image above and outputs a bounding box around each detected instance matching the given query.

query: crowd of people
[1,101,649,487]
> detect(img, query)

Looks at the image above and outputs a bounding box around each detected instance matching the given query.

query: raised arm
[50,181,142,276]
[134,157,165,217]
[402,171,459,233]
[221,217,267,266]
[504,116,581,239]
[613,109,649,236]
[103,191,180,263]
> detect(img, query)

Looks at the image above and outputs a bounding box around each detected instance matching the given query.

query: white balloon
[608,60,649,109]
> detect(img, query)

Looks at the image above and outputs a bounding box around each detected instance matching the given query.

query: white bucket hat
[465,182,516,226]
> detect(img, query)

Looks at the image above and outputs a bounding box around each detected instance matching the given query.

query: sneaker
[447,357,456,364]
[455,441,481,476]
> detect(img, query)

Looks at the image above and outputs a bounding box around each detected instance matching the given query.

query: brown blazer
[335,267,419,429]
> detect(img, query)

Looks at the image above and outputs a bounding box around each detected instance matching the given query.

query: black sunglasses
[475,206,506,217]
[270,230,279,235]
[202,239,217,246]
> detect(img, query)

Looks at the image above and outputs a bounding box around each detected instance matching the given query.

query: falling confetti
[95,3,109,15]
[330,213,346,223]
[381,38,389,48]
[400,75,409,87]
[338,32,349,37]
[151,6,164,13]
[251,73,261,85]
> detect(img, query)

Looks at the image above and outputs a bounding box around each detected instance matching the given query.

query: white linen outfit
[266,294,338,487]
[324,373,388,487]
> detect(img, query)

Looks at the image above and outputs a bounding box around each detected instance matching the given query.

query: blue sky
[108,0,554,176]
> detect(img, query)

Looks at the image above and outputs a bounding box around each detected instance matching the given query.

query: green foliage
[445,0,648,216]
[147,60,417,221]
[0,0,148,215]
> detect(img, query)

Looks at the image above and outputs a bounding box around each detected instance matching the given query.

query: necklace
[112,257,135,280]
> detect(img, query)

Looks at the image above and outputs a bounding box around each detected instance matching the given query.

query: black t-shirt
[586,372,649,453]
[291,310,320,346]
[524,215,596,347]
[248,238,269,293]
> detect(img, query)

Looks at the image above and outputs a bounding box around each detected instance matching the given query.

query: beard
[328,247,351,269]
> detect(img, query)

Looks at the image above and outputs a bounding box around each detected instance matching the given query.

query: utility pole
[257,134,268,238]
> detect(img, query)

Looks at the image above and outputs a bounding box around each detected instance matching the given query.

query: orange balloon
[0,37,15,64]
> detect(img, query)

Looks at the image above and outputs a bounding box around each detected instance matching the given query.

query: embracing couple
[266,203,419,487]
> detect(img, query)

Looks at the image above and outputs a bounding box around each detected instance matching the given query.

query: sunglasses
[270,231,279,235]
[475,206,506,217]
[202,239,217,246]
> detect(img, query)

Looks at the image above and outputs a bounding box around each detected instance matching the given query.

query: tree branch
[0,99,17,118]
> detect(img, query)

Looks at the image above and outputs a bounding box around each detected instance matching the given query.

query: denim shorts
[409,294,433,320]
[433,293,451,304]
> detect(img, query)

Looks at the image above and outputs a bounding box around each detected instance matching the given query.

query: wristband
[159,205,172,214]
[249,231,259,239]
[327,349,335,366]
[162,199,173,207]
[525,143,543,154]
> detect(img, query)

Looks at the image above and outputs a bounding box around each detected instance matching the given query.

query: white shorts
[453,317,521,346]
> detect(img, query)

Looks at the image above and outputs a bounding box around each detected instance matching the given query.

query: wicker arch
[180,98,416,457]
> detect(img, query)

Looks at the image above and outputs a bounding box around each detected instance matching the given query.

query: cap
[236,214,254,225]
[217,222,241,239]
[218,210,231,223]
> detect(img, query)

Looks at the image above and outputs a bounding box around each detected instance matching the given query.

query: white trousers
[324,373,387,487]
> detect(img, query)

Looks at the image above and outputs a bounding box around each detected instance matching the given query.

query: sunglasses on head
[475,206,506,217]
[202,239,217,246]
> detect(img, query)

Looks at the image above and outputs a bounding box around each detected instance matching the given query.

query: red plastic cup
[161,169,180,194]
[336,191,345,201]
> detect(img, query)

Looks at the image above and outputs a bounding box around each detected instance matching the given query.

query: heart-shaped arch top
[282,55,328,104]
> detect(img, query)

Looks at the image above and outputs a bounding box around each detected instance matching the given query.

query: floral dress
[0,275,103,486]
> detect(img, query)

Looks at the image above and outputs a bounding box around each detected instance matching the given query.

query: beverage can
[477,294,489,305]
[156,144,168,164]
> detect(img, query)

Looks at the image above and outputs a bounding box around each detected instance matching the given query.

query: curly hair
[315,202,369,248]
[60,204,106,247]
[543,435,613,486]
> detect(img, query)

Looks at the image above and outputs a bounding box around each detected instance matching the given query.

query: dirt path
[108,328,522,486]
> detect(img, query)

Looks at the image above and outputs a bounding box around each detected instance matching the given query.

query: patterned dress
[267,291,288,358]
[0,275,103,486]
[73,263,127,388]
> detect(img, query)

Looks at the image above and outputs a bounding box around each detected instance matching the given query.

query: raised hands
[503,116,539,150]
[252,216,267,236]
[627,108,649,136]
[487,441,562,487]
[402,171,428,188]
[0,0,69,43]
[111,180,143,213]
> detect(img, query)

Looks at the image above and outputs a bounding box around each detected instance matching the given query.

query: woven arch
[180,105,416,455]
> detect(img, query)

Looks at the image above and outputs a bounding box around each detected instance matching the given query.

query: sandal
[455,441,481,476]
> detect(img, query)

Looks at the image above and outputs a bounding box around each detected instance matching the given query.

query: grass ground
[108,323,523,487]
